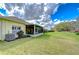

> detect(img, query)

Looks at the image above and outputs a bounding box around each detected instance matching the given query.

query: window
[12,26,21,30]
[12,26,15,30]
[18,27,21,30]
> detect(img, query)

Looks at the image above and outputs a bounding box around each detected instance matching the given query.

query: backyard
[0,32,79,55]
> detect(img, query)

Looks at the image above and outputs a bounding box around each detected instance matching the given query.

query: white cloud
[72,19,76,21]
[54,20,64,25]
[1,3,59,30]
[0,3,6,9]
[69,19,76,22]
[54,20,61,24]
[54,19,77,25]
[77,8,79,11]
[8,8,14,16]
[52,5,59,15]
[0,12,5,16]
[44,6,47,12]
[7,5,25,17]
[54,19,58,21]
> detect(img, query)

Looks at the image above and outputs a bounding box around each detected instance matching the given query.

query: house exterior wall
[0,19,26,40]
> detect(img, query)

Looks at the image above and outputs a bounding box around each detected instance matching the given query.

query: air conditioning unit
[5,34,18,41]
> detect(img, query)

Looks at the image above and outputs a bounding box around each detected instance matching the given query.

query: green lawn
[0,32,79,55]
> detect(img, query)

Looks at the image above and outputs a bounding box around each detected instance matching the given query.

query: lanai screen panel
[26,25,34,34]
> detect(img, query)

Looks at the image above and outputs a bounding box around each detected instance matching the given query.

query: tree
[53,22,73,32]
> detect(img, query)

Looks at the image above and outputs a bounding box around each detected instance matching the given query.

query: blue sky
[0,8,8,16]
[51,3,79,21]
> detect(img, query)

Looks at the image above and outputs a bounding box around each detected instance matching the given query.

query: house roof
[0,16,29,25]
[25,20,44,28]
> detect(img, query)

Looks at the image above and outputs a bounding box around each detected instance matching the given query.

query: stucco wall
[0,19,26,40]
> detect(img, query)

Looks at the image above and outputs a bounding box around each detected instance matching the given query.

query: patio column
[34,25,35,35]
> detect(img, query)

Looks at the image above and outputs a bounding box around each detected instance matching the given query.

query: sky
[0,3,79,29]
[51,3,79,21]
[0,3,79,21]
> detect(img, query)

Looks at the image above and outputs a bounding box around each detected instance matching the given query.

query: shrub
[52,29,55,32]
[75,29,79,32]
[17,30,24,38]
[52,30,55,32]
[76,32,79,35]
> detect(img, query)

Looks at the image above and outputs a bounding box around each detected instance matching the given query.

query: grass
[0,32,79,55]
